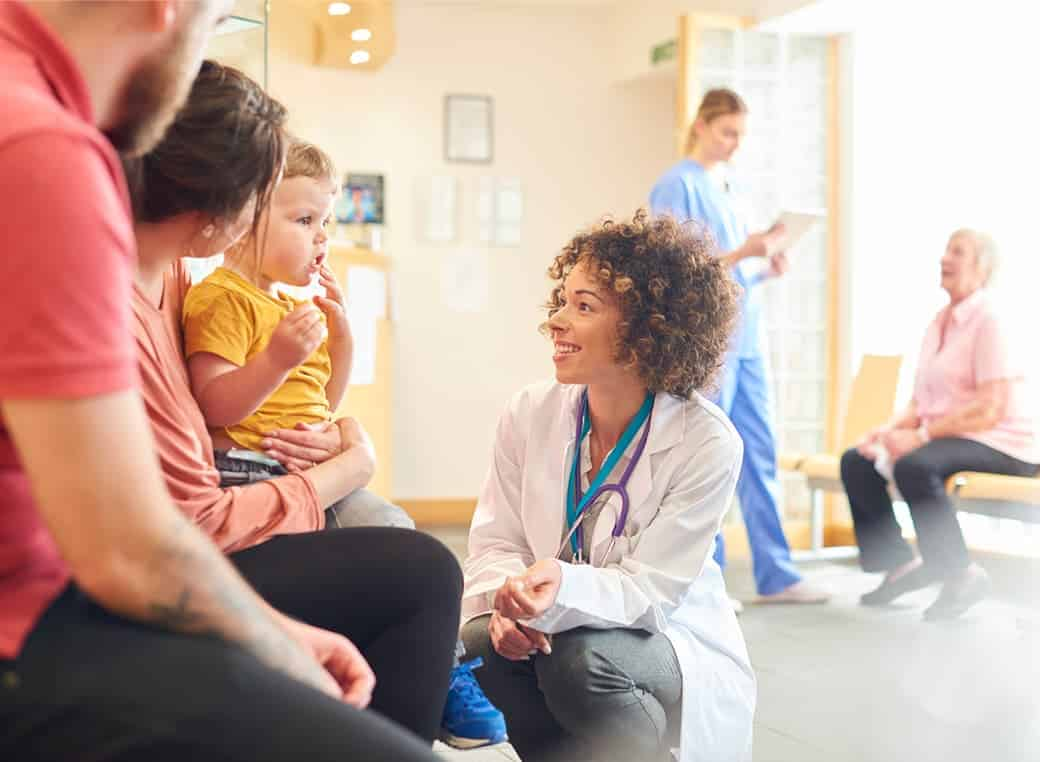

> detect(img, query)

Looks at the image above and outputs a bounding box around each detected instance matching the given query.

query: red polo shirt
[0,3,139,658]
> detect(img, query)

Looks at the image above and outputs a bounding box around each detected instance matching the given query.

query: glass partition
[207,0,268,87]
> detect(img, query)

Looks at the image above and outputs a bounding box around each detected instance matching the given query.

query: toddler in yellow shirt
[183,140,352,477]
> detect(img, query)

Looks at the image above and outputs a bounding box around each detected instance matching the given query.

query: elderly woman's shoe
[923,564,990,621]
[860,565,940,606]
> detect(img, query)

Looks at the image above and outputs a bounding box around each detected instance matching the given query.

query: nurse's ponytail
[684,88,747,155]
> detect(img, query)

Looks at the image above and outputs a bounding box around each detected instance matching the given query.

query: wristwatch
[916,423,931,444]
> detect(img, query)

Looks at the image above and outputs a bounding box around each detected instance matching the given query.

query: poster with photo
[335,173,385,225]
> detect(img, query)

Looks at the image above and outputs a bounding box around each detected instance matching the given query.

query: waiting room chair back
[839,354,903,451]
[793,354,903,561]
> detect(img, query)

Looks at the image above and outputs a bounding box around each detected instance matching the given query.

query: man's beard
[104,21,202,157]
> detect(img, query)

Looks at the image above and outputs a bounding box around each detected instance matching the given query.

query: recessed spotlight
[328,2,351,16]
[350,50,370,65]
[351,28,372,42]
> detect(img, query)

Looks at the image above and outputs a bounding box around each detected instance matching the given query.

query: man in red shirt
[0,3,438,760]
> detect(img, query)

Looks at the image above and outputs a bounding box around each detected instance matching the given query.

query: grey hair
[951,228,999,287]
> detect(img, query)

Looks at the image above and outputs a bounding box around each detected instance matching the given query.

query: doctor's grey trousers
[462,615,682,762]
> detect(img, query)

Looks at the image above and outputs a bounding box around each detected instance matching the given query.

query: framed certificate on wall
[444,94,493,164]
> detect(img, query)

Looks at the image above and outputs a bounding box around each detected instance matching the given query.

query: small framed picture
[444,94,493,164]
[335,173,385,225]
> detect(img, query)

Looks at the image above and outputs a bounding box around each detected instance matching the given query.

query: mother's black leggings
[0,527,460,761]
[230,526,462,740]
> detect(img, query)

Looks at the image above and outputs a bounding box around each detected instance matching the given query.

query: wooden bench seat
[947,471,1040,523]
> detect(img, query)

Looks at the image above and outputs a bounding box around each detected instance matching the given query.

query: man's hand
[281,616,375,708]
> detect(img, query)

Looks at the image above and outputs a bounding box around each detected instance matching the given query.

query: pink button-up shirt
[913,290,1037,464]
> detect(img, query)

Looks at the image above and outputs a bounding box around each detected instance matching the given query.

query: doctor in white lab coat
[460,211,756,762]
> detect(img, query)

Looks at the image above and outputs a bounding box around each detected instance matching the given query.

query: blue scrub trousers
[712,352,802,595]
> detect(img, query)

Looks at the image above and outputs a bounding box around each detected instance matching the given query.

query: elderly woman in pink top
[840,229,1038,621]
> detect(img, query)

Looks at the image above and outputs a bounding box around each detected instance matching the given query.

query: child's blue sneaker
[440,658,508,749]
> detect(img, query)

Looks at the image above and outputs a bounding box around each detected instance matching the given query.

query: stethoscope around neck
[557,388,655,566]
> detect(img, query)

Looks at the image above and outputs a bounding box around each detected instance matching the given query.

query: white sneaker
[729,597,745,615]
[434,740,522,760]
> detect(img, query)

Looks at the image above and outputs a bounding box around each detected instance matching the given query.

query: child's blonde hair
[284,139,338,186]
[226,139,338,278]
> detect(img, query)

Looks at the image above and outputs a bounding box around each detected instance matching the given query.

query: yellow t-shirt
[182,266,332,451]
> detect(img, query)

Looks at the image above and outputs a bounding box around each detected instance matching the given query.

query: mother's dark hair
[121,60,288,238]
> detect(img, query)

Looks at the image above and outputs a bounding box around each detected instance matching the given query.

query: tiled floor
[430,527,1040,762]
[732,555,1040,762]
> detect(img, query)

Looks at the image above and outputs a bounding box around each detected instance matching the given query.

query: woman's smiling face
[547,259,623,386]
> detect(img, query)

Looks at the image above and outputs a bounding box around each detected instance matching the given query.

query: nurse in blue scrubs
[649,88,828,604]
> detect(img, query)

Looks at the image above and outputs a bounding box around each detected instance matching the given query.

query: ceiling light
[350,50,370,65]
[351,28,372,42]
[328,2,351,16]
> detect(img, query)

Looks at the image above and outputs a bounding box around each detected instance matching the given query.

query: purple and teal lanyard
[565,389,655,558]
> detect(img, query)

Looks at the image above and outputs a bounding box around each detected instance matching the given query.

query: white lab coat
[463,380,755,762]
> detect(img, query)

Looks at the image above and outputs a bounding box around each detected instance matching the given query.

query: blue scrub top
[649,159,763,358]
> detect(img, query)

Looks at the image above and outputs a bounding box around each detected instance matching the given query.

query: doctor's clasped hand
[490,560,559,659]
[494,559,562,620]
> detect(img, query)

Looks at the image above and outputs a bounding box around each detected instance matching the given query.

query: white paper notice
[440,249,489,313]
[420,175,458,243]
[476,176,524,246]
[347,310,377,386]
[345,265,386,386]
[447,96,492,162]
[478,176,495,244]
[494,177,523,247]
[347,266,386,320]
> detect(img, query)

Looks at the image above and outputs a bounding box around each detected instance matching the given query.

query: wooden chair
[792,354,904,560]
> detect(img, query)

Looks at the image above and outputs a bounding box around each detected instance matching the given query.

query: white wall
[607,1,680,84]
[847,2,1040,398]
[268,3,675,498]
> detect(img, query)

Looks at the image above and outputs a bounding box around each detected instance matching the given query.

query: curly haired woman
[458,211,756,762]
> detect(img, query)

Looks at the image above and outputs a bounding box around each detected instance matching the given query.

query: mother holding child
[126,60,503,754]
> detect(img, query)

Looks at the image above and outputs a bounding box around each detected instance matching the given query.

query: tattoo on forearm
[148,588,205,630]
[140,513,309,681]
